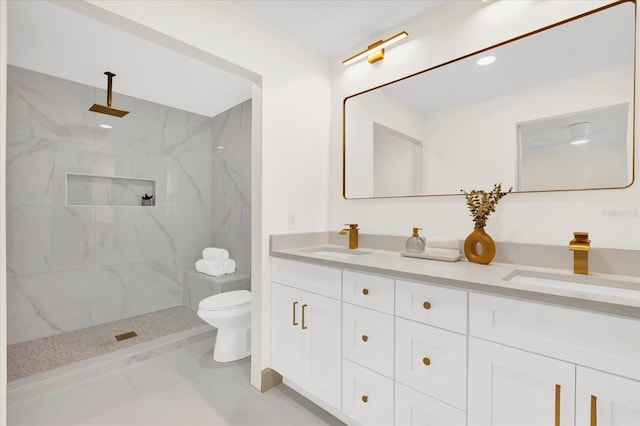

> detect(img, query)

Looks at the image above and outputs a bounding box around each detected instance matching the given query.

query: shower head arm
[104,71,116,107]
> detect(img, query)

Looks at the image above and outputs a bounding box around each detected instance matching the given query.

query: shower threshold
[7,306,209,390]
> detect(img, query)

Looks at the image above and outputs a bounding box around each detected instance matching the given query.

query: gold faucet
[339,224,359,249]
[569,231,590,275]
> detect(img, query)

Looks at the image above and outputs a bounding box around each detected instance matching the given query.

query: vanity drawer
[271,258,341,299]
[396,280,467,333]
[343,303,394,378]
[343,270,394,314]
[395,317,467,410]
[470,293,640,380]
[395,382,466,426]
[343,359,394,426]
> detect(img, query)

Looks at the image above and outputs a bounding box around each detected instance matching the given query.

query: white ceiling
[7,0,445,118]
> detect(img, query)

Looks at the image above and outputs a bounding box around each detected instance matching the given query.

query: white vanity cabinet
[270,255,640,426]
[271,258,342,409]
[575,366,640,426]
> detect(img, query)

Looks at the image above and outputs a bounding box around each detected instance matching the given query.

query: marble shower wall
[6,66,214,344]
[210,100,252,274]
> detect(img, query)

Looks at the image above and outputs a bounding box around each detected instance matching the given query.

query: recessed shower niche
[66,172,156,206]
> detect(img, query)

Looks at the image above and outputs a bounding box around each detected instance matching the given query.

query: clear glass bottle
[406,227,425,253]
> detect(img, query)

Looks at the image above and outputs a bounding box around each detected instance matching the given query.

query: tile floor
[8,306,205,381]
[7,337,344,426]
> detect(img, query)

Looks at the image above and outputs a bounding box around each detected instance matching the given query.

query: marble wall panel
[210,207,251,274]
[7,206,94,275]
[211,101,251,208]
[7,66,96,142]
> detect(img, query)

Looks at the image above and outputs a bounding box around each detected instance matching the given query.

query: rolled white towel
[223,259,236,274]
[195,259,225,277]
[202,247,229,262]
[425,236,459,250]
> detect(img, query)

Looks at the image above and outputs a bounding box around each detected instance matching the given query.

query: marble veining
[6,66,252,345]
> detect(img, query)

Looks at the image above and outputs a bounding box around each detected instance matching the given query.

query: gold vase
[463,227,496,265]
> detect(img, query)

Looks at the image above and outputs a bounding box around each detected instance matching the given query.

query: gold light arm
[343,31,408,65]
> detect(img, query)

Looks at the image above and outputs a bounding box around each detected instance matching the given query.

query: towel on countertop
[195,259,225,277]
[425,236,459,250]
[223,259,236,274]
[202,247,229,262]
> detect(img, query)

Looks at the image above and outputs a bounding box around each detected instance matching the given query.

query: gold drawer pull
[362,288,369,295]
[361,335,368,342]
[423,301,431,310]
[292,301,298,326]
[361,395,368,403]
[301,304,308,330]
[555,384,561,426]
[590,394,597,426]
[423,357,431,366]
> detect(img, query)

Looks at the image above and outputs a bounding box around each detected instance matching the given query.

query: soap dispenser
[406,227,426,253]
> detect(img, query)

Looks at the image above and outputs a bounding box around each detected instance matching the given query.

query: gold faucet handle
[345,223,359,229]
[569,231,590,251]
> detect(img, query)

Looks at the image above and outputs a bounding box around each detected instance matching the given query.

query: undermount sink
[504,270,640,299]
[304,246,372,259]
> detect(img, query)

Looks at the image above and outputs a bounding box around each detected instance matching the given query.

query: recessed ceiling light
[476,55,496,66]
[570,139,589,145]
[99,124,112,129]
[216,146,225,150]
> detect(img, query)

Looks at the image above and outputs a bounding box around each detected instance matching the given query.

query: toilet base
[213,326,251,362]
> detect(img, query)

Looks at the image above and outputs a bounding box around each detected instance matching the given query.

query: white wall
[330,0,639,250]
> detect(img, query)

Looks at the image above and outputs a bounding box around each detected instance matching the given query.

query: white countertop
[271,245,640,318]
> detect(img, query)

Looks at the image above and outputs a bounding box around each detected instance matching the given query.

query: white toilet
[197,290,252,362]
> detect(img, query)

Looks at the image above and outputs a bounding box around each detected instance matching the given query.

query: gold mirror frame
[343,0,636,199]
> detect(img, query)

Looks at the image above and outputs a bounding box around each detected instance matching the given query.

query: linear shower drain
[114,331,138,341]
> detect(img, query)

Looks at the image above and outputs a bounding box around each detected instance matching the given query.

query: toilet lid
[199,290,251,311]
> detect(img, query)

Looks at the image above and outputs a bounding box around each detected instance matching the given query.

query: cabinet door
[301,291,342,409]
[271,283,302,385]
[468,337,575,426]
[576,366,640,426]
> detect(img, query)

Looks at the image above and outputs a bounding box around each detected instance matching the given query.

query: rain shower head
[89,71,129,117]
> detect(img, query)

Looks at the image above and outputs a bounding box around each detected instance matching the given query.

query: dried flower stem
[461,183,512,228]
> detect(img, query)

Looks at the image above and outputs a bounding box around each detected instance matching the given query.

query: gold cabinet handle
[361,395,368,403]
[362,288,369,295]
[423,301,431,310]
[555,384,561,426]
[292,301,298,326]
[590,395,597,426]
[361,335,368,342]
[423,357,431,366]
[301,304,308,330]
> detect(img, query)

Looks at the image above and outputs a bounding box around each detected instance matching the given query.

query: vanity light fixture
[476,55,496,66]
[342,31,408,66]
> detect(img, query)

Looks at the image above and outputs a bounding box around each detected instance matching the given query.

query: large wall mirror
[343,1,636,199]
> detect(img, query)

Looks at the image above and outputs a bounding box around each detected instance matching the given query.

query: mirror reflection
[343,1,635,199]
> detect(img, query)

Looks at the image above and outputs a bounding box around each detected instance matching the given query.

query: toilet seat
[198,290,251,311]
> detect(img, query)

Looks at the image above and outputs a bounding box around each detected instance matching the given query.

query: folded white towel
[223,259,236,274]
[425,236,459,250]
[195,259,225,277]
[202,247,229,262]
